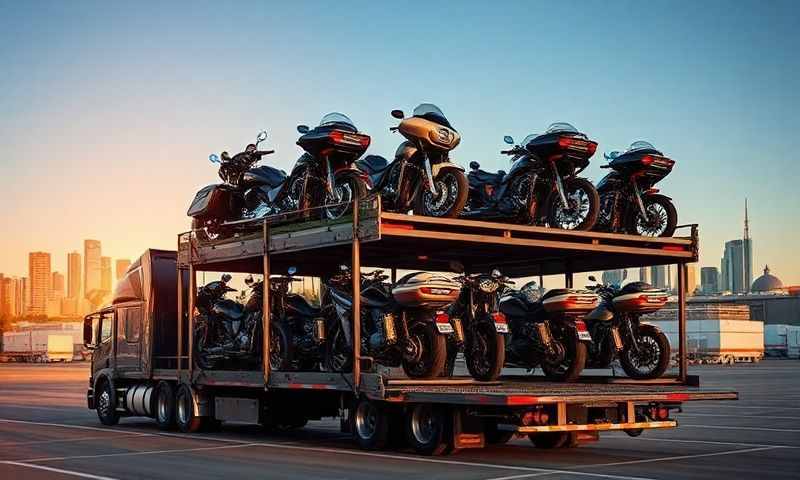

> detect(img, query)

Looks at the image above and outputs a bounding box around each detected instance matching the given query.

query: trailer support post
[177,266,184,375]
[352,197,361,391]
[187,264,196,380]
[263,221,271,388]
[677,262,688,383]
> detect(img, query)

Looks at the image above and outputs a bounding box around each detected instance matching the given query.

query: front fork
[551,162,569,207]
[422,155,437,195]
[631,181,649,219]
[325,156,335,194]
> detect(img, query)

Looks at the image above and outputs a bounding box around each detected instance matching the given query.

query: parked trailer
[765,324,800,358]
[84,198,736,454]
[1,332,75,362]
[645,319,764,364]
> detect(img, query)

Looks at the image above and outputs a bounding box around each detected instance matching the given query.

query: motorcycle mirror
[390,109,404,119]
[339,264,349,272]
[221,273,233,283]
[469,161,480,170]
[491,269,502,278]
[588,275,597,282]
[209,153,220,164]
[297,125,310,134]
[503,135,515,145]
[245,143,256,153]
[449,260,465,274]
[288,266,297,276]
[604,151,620,161]
[244,274,254,285]
[256,130,267,143]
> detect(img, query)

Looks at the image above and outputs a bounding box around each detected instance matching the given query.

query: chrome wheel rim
[423,173,459,217]
[157,390,168,422]
[98,390,112,417]
[635,202,668,236]
[553,186,591,229]
[324,182,354,220]
[625,335,660,374]
[411,405,436,444]
[177,392,189,425]
[355,401,377,440]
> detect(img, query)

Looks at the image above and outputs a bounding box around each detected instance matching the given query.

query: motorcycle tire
[193,323,217,371]
[413,168,469,218]
[402,321,447,379]
[269,322,294,372]
[545,177,600,231]
[324,326,353,373]
[625,194,677,237]
[541,332,587,382]
[324,174,369,220]
[620,324,671,380]
[464,320,505,382]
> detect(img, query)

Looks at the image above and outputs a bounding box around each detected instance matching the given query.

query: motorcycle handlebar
[600,164,611,169]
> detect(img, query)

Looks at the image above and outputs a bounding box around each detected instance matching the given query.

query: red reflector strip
[491,312,507,324]
[286,383,338,390]
[574,320,588,332]
[506,395,540,406]
[662,245,685,251]
[667,393,689,401]
[381,222,414,231]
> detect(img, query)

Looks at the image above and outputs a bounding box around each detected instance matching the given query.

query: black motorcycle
[193,274,263,370]
[322,267,451,378]
[266,268,326,371]
[187,131,287,240]
[263,113,371,221]
[595,141,677,237]
[500,281,598,382]
[462,124,600,230]
[356,104,468,217]
[584,276,671,379]
[447,264,512,381]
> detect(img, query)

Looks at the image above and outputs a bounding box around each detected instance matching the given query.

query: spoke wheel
[414,170,468,218]
[464,320,505,381]
[324,176,368,220]
[546,177,599,230]
[620,324,670,379]
[401,321,447,379]
[541,328,587,382]
[627,194,677,237]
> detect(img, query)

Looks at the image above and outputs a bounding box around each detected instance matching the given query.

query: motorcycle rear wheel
[620,324,670,379]
[402,321,447,378]
[269,322,294,371]
[465,320,505,381]
[324,326,353,373]
[541,331,587,382]
[324,175,369,220]
[413,169,468,218]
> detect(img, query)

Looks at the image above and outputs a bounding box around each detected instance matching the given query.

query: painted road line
[0,433,156,447]
[0,418,154,435]
[602,434,798,449]
[677,412,800,420]
[1,461,120,480]
[565,446,782,469]
[679,424,800,433]
[17,442,264,463]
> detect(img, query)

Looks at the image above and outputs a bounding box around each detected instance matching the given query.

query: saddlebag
[392,272,460,308]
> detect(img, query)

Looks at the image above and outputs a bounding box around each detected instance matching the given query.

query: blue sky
[1,0,798,284]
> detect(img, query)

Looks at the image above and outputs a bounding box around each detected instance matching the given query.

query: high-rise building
[101,256,112,293]
[651,265,668,289]
[84,240,102,298]
[601,269,628,286]
[1,277,25,318]
[0,273,4,316]
[722,239,746,293]
[685,264,698,295]
[21,277,29,315]
[116,259,131,281]
[51,271,65,299]
[28,252,51,316]
[701,267,719,294]
[639,267,651,284]
[67,251,82,300]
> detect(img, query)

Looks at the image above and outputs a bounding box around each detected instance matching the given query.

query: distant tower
[743,199,753,293]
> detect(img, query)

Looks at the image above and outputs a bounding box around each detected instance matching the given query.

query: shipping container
[764,324,800,358]
[645,319,763,363]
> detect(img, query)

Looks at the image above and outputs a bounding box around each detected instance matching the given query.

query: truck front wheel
[95,379,119,426]
[176,384,203,433]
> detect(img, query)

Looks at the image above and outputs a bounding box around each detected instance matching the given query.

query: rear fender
[334,167,370,185]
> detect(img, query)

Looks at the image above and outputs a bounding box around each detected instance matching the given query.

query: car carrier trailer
[84,197,736,455]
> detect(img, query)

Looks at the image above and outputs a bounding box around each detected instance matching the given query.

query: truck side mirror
[83,316,96,349]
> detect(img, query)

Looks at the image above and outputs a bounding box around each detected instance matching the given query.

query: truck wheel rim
[411,405,436,444]
[158,391,168,422]
[355,402,377,440]
[98,390,111,417]
[177,392,189,424]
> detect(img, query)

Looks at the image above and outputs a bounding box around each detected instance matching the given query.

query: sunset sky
[1,0,798,284]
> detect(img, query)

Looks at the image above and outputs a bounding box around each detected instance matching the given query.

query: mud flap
[451,407,484,453]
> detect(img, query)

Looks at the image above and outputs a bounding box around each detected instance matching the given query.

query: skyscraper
[51,272,65,299]
[67,251,82,299]
[84,240,101,298]
[28,252,51,316]
[685,264,698,295]
[722,239,745,293]
[701,266,719,294]
[116,259,131,280]
[650,265,668,289]
[101,257,112,293]
[601,269,628,285]
[639,267,651,284]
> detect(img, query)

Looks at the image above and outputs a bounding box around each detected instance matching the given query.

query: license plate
[435,323,454,334]
[577,330,592,341]
[494,323,509,333]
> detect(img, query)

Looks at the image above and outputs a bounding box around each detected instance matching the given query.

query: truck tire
[175,384,203,433]
[353,399,389,450]
[154,381,176,430]
[484,421,514,445]
[95,379,119,426]
[529,432,569,449]
[405,404,450,455]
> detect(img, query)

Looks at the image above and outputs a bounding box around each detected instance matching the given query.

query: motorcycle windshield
[412,103,455,130]
[626,140,662,154]
[319,112,357,132]
[545,122,587,139]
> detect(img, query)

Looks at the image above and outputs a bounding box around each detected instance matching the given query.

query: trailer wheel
[484,421,514,445]
[154,381,176,430]
[406,404,449,455]
[353,399,389,450]
[175,384,203,433]
[529,432,569,449]
[95,379,119,426]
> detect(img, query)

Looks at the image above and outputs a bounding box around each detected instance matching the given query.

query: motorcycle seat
[356,155,390,175]
[286,294,321,317]
[242,165,287,189]
[212,299,245,320]
[468,168,504,187]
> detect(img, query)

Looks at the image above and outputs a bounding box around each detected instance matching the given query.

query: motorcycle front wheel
[413,169,468,218]
[402,320,447,378]
[324,175,369,220]
[545,177,600,230]
[541,329,587,382]
[193,322,217,370]
[269,322,293,371]
[324,326,353,373]
[464,320,505,381]
[625,194,677,237]
[620,324,671,379]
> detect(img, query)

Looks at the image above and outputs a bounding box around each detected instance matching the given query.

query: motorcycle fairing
[585,304,614,321]
[286,294,320,317]
[211,298,246,320]
[187,184,229,217]
[241,165,287,189]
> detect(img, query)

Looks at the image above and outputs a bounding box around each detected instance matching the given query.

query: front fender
[432,161,465,177]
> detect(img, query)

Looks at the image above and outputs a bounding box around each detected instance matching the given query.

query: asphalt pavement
[0,360,797,480]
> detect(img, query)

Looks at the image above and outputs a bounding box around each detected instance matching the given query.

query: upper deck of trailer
[177,197,698,276]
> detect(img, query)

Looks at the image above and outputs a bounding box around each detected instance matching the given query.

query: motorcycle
[322,267,455,378]
[447,264,513,381]
[500,281,599,382]
[462,123,600,230]
[584,276,671,379]
[193,274,263,370]
[595,141,677,237]
[265,113,371,221]
[355,104,468,217]
[265,268,326,371]
[187,130,286,240]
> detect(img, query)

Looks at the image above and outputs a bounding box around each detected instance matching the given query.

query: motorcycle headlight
[479,279,499,293]
[429,127,454,146]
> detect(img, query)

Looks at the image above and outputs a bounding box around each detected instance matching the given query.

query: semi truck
[84,200,737,454]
